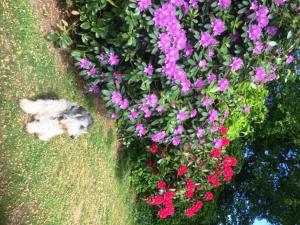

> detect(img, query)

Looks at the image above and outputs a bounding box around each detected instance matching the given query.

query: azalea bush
[53,0,300,221]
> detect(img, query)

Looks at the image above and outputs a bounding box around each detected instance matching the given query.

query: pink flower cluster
[154,3,191,93]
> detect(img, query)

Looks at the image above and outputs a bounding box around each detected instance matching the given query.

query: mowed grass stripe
[0,0,133,224]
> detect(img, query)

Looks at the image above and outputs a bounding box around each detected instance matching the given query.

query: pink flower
[80,58,91,68]
[286,55,295,64]
[223,166,234,182]
[87,67,97,76]
[144,65,154,75]
[185,44,194,56]
[254,67,266,82]
[248,25,262,41]
[111,91,123,105]
[136,123,147,136]
[111,112,120,120]
[137,0,152,11]
[194,79,205,91]
[253,41,264,55]
[266,26,278,36]
[129,108,138,120]
[108,53,120,66]
[151,131,166,142]
[218,78,230,92]
[208,49,215,57]
[88,85,100,93]
[211,19,225,36]
[184,200,203,217]
[119,99,130,109]
[199,32,219,47]
[209,109,218,123]
[172,136,181,146]
[275,0,288,6]
[231,57,243,71]
[218,0,231,9]
[199,59,207,69]
[207,174,221,187]
[190,109,197,118]
[175,125,184,135]
[223,155,238,167]
[177,109,187,121]
[196,128,205,138]
[211,149,221,158]
[243,105,250,113]
[207,73,217,83]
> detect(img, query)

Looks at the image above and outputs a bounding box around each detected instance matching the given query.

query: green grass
[0,0,134,224]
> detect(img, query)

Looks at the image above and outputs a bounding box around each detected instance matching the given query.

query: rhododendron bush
[59,0,299,221]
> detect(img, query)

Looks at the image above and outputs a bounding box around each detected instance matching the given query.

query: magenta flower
[256,5,269,28]
[248,25,262,41]
[87,67,97,76]
[201,97,214,107]
[209,109,218,123]
[208,49,215,57]
[254,67,266,82]
[286,55,295,64]
[218,78,230,92]
[80,59,91,69]
[172,136,181,146]
[88,85,100,93]
[111,91,123,105]
[175,125,184,135]
[266,26,278,36]
[158,33,171,52]
[199,59,207,69]
[224,110,229,117]
[177,110,187,121]
[111,112,120,120]
[253,41,264,55]
[231,57,243,71]
[145,94,158,108]
[211,19,225,36]
[218,0,231,9]
[189,0,199,8]
[194,79,205,91]
[137,0,152,11]
[144,65,154,75]
[190,109,197,118]
[275,0,287,6]
[120,99,130,109]
[207,73,217,83]
[129,108,139,120]
[199,32,219,47]
[243,105,250,113]
[214,138,223,149]
[108,53,120,66]
[184,44,193,57]
[151,131,166,142]
[156,105,164,115]
[196,128,205,138]
[136,123,147,136]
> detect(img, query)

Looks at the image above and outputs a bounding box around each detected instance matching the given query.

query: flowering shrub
[58,0,299,221]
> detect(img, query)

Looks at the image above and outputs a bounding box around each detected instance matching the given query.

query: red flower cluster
[221,137,230,147]
[207,174,221,187]
[150,143,158,154]
[220,126,228,136]
[157,180,167,190]
[146,191,176,219]
[185,178,196,198]
[222,155,238,182]
[211,148,221,158]
[204,191,214,201]
[184,200,203,218]
[177,164,188,176]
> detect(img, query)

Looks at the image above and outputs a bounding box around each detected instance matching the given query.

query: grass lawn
[0,0,134,224]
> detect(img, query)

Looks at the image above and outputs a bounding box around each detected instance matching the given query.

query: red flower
[207,174,221,187]
[158,207,175,219]
[157,180,167,190]
[220,126,228,136]
[146,195,164,205]
[204,191,214,201]
[153,168,159,175]
[186,178,196,199]
[163,191,175,201]
[211,149,221,158]
[221,138,230,147]
[222,156,238,167]
[150,143,158,154]
[146,160,153,167]
[223,166,234,182]
[177,164,188,176]
[184,200,203,218]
